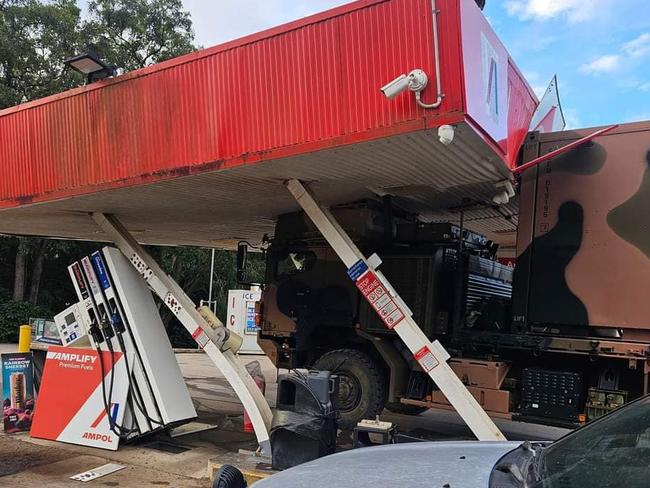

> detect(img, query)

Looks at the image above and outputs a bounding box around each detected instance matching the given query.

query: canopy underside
[0,124,518,254]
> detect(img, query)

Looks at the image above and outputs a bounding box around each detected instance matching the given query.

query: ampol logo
[81,403,120,443]
[81,432,113,442]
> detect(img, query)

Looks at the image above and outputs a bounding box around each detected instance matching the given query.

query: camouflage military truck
[244,121,650,429]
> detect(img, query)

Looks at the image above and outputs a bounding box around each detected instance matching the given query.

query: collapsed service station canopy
[0,0,538,250]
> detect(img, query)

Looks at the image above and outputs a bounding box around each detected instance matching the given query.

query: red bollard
[243,374,265,433]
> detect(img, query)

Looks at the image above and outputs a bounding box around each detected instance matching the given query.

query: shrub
[0,290,50,343]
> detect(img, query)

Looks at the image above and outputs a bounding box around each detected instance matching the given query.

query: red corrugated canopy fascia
[0,0,482,209]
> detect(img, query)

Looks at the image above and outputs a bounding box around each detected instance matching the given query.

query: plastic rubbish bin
[270,370,339,470]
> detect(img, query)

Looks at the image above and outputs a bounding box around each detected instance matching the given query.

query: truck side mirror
[237,243,248,283]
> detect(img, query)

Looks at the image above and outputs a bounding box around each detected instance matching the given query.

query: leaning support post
[92,213,273,454]
[286,179,506,442]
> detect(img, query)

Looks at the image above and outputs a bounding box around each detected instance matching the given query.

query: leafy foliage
[0,287,50,342]
[151,246,265,348]
[0,0,264,349]
[0,237,16,291]
[85,0,195,71]
[0,0,199,327]
[0,242,266,347]
[0,0,84,109]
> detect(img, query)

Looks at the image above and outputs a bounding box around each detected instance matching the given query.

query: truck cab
[252,123,650,429]
[255,200,513,427]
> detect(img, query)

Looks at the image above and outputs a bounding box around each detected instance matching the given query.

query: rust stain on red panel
[0,0,526,209]
[0,0,447,205]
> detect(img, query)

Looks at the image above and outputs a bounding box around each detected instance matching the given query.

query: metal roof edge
[536,120,650,144]
[0,0,388,119]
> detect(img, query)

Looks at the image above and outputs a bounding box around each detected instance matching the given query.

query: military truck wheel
[384,402,428,416]
[313,349,386,429]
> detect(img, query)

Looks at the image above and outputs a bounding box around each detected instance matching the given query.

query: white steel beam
[92,213,273,454]
[286,179,506,441]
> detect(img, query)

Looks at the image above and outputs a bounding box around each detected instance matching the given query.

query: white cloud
[504,0,608,23]
[578,33,650,78]
[623,33,650,57]
[639,82,650,92]
[522,71,557,98]
[531,36,556,52]
[532,85,548,98]
[182,0,349,48]
[563,108,582,130]
[579,54,621,74]
[523,71,540,82]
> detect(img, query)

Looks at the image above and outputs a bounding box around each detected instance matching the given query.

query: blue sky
[483,0,650,128]
[182,0,650,128]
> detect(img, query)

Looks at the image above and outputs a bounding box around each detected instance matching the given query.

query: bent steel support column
[286,179,505,441]
[92,213,273,454]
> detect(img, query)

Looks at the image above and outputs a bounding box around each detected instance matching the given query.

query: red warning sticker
[414,346,439,372]
[355,271,405,329]
[192,327,210,349]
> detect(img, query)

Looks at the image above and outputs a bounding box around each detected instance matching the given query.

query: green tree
[151,247,265,348]
[85,0,195,72]
[0,0,197,309]
[0,0,84,305]
[0,287,50,342]
[0,0,260,349]
[0,0,83,109]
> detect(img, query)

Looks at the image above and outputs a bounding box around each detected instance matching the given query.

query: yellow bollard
[18,325,31,353]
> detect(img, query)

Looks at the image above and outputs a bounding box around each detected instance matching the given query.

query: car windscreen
[534,395,650,487]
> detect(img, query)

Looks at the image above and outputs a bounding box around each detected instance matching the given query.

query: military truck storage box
[513,122,650,337]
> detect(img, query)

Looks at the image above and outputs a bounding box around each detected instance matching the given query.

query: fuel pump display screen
[61,313,79,342]
[54,304,88,346]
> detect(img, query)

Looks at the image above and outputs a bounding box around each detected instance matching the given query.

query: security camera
[492,179,515,205]
[438,125,455,145]
[492,190,510,205]
[381,74,410,99]
[381,69,429,99]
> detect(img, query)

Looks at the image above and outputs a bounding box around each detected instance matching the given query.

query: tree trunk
[13,245,26,302]
[29,246,46,305]
[160,308,174,330]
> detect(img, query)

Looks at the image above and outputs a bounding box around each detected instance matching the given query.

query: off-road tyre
[313,349,387,429]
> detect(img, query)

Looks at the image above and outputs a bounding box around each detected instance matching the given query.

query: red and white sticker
[414,345,439,373]
[356,271,405,329]
[192,327,210,349]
